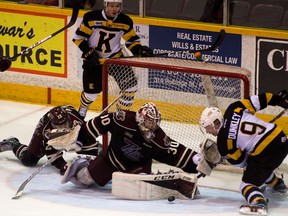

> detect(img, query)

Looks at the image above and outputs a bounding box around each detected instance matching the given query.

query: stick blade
[12,190,23,199]
[12,180,27,199]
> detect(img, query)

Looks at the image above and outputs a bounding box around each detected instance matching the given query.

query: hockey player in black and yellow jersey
[199,90,288,215]
[73,0,153,118]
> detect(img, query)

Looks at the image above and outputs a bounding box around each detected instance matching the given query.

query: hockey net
[101,57,288,179]
[102,57,250,152]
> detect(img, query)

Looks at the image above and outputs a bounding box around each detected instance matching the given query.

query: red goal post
[102,57,251,152]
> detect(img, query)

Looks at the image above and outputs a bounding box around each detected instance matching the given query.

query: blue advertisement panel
[150,26,241,66]
[148,70,241,99]
[148,26,242,99]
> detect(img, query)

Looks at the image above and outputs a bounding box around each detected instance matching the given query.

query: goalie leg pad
[112,171,198,200]
[177,172,199,199]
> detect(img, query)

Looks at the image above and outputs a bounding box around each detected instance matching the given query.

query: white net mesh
[102,57,251,152]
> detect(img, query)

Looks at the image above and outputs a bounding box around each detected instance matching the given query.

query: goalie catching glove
[196,138,222,176]
[47,124,82,152]
[0,56,12,72]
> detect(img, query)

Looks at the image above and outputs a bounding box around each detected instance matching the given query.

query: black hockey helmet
[48,106,71,128]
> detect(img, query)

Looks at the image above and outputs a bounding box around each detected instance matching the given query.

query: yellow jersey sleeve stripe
[241,99,256,114]
[266,93,273,103]
[80,23,93,35]
[227,148,242,160]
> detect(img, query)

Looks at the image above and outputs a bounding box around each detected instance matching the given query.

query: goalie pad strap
[112,171,198,200]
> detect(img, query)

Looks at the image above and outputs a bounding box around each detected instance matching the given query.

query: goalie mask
[103,0,123,13]
[48,106,71,129]
[136,102,161,140]
[199,107,223,135]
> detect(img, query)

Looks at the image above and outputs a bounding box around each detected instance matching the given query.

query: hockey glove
[47,125,82,152]
[0,56,12,72]
[201,138,222,164]
[82,49,100,66]
[196,157,215,176]
[196,139,222,176]
[139,46,154,57]
[277,89,288,109]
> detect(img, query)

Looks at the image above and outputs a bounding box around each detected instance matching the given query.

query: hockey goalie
[61,102,222,201]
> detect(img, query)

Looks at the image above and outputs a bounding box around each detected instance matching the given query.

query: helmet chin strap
[214,120,223,134]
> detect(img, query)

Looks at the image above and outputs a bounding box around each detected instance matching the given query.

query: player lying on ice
[0,105,101,175]
[199,90,288,216]
[59,102,222,200]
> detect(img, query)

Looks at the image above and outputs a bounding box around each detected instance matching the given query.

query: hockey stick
[0,0,81,72]
[12,95,122,199]
[100,92,124,115]
[269,108,287,123]
[12,150,63,199]
[155,29,226,57]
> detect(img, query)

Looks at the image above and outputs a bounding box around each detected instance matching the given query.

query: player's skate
[0,137,20,152]
[78,105,88,119]
[261,178,288,194]
[239,200,268,215]
[272,178,287,194]
[61,157,92,187]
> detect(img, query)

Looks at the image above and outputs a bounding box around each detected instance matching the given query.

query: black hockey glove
[139,46,154,57]
[277,89,288,109]
[0,56,12,72]
[82,49,100,66]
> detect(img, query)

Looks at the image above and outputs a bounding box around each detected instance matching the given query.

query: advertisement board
[150,26,241,66]
[0,9,67,77]
[148,26,242,98]
[256,38,288,94]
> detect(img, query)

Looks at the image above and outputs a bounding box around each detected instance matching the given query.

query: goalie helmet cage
[102,57,251,152]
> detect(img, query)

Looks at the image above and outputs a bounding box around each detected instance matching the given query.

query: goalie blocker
[196,138,222,176]
[112,171,199,200]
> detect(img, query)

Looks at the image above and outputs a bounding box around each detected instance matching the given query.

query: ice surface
[0,100,287,216]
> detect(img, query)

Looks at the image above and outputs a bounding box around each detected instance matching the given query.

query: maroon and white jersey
[14,105,99,171]
[86,110,198,173]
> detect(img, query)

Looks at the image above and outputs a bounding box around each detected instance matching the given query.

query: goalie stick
[12,150,63,199]
[0,0,81,72]
[12,94,123,199]
[155,29,226,57]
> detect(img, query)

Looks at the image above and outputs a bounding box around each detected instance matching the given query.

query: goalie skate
[239,202,268,215]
